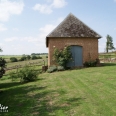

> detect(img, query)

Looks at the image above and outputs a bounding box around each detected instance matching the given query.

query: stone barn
[46,13,101,67]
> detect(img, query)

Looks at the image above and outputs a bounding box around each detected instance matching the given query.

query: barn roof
[46,13,102,47]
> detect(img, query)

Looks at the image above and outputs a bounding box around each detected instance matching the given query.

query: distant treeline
[0,53,48,56]
[31,53,48,55]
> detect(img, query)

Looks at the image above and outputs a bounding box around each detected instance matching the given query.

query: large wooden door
[67,45,83,67]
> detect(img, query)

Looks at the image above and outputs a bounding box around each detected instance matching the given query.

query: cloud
[33,4,53,14]
[4,37,18,42]
[33,0,67,14]
[51,0,67,8]
[0,0,24,22]
[2,17,63,54]
[0,24,7,31]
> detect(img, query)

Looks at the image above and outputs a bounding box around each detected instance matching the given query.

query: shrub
[47,65,57,73]
[9,71,18,81]
[19,66,38,82]
[19,56,26,61]
[31,55,38,60]
[27,55,31,60]
[47,68,54,73]
[0,57,6,78]
[9,66,38,82]
[57,66,65,71]
[10,57,18,62]
[53,46,72,68]
[37,56,42,59]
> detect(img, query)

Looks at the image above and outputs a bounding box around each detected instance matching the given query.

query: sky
[0,0,116,55]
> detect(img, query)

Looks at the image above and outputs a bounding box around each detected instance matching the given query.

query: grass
[0,63,116,116]
[6,59,45,67]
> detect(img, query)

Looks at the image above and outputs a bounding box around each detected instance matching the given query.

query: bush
[9,71,18,81]
[57,66,65,71]
[37,56,42,59]
[47,65,57,73]
[10,57,18,62]
[53,46,72,68]
[19,66,38,82]
[31,55,38,60]
[19,56,26,61]
[31,55,42,60]
[0,57,6,78]
[9,66,38,82]
[27,55,31,60]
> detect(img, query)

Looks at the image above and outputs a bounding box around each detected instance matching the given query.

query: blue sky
[0,0,116,55]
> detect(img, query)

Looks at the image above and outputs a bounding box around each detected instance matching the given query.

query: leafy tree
[27,55,31,60]
[19,55,27,61]
[31,53,35,55]
[0,48,2,52]
[10,57,18,62]
[0,48,6,78]
[31,55,37,60]
[106,35,115,53]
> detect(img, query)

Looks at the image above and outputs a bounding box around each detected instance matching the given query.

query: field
[0,55,48,75]
[0,63,116,116]
[99,52,116,59]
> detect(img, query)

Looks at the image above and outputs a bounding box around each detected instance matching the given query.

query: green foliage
[9,66,38,82]
[19,56,26,61]
[32,55,38,60]
[9,71,19,81]
[10,57,18,62]
[27,55,31,60]
[47,66,57,73]
[0,57,6,78]
[31,55,42,60]
[19,66,38,82]
[0,48,2,52]
[106,35,115,53]
[37,56,42,59]
[57,66,65,71]
[53,46,72,68]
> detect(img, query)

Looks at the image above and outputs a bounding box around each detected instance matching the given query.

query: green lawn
[0,63,116,116]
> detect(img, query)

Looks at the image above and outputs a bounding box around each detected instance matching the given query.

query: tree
[31,55,37,60]
[26,55,31,60]
[106,35,115,53]
[0,48,6,78]
[0,48,2,52]
[10,57,18,62]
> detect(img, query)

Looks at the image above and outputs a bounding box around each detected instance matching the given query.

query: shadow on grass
[0,82,22,89]
[0,81,85,116]
[101,63,116,67]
